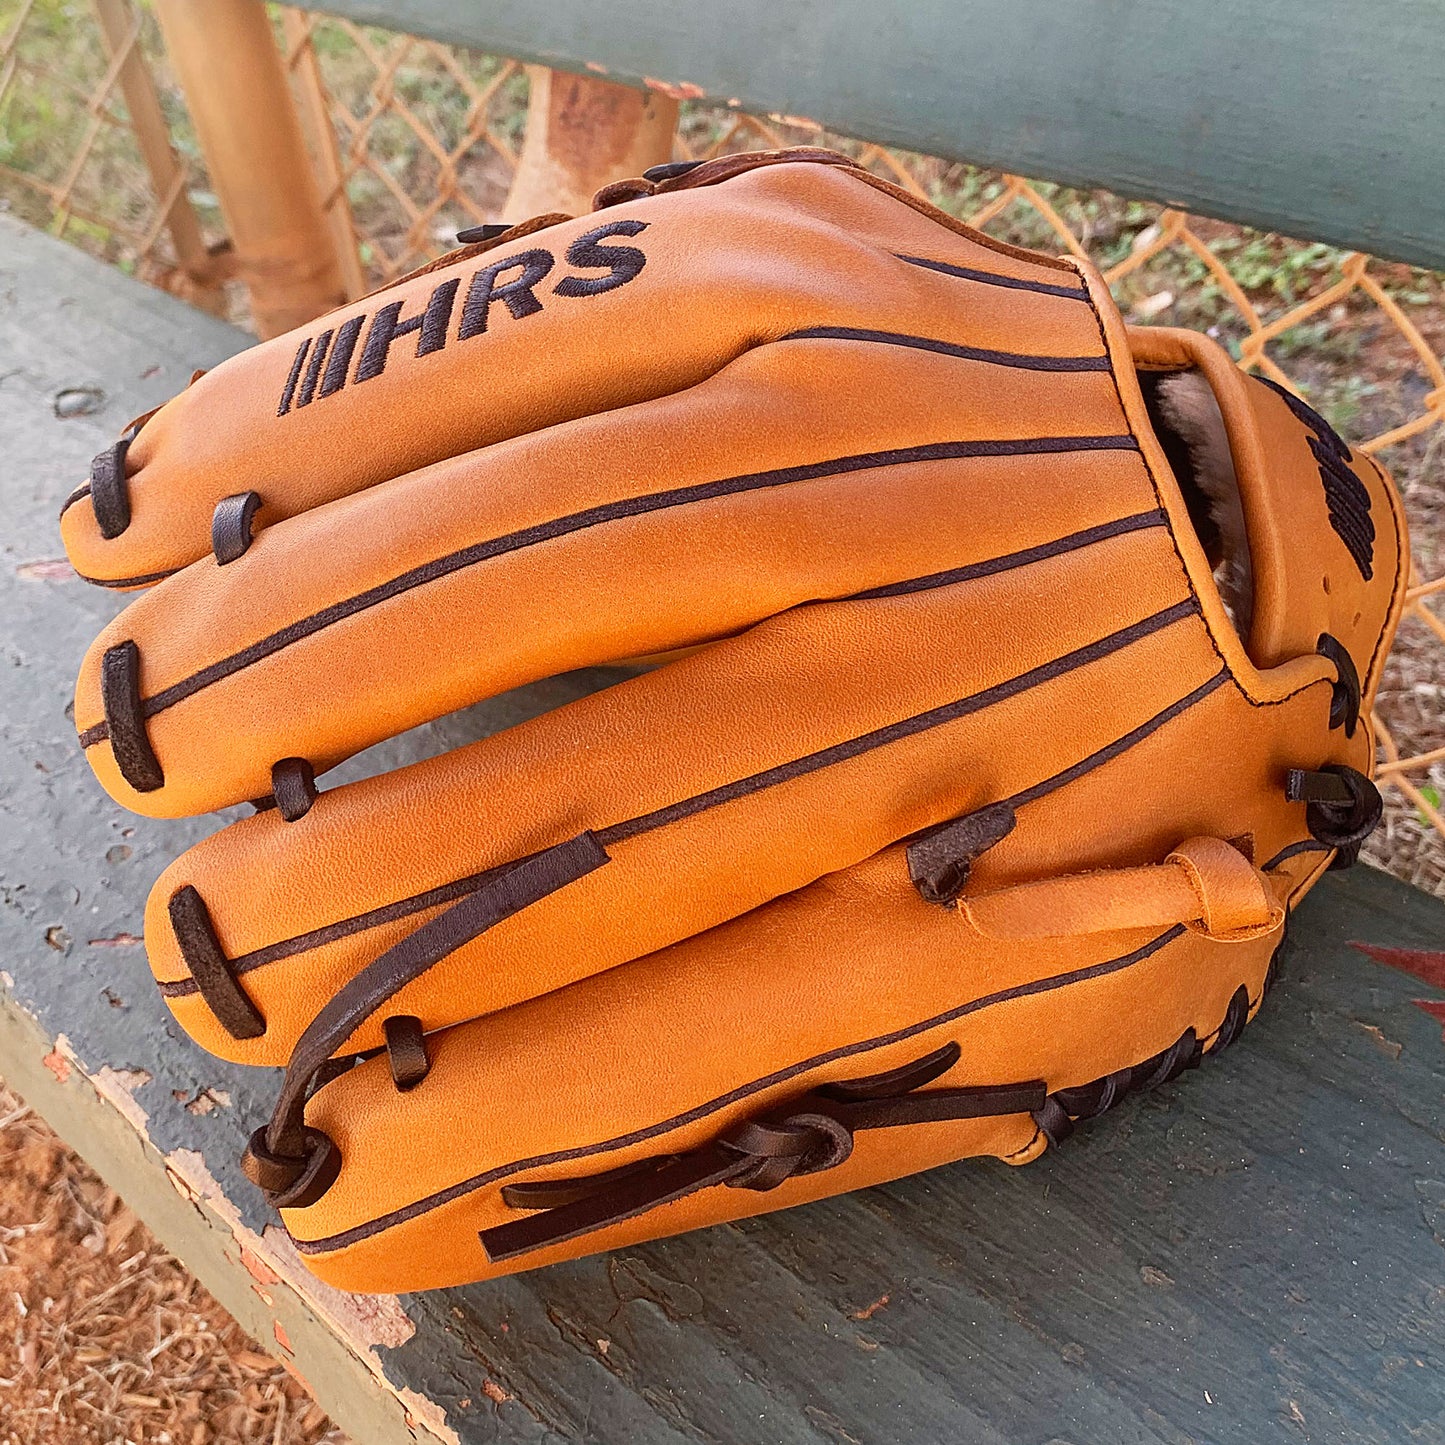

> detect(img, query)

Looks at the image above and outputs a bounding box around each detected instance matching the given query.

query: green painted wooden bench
[2,6,1444,1440]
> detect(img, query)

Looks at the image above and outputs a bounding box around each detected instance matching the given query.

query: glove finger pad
[61,159,1101,586]
[145,525,1215,1064]
[283,848,1281,1292]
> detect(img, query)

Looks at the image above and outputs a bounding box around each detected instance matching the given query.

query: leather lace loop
[481,1041,1044,1264]
[270,757,318,821]
[1315,632,1361,736]
[212,491,264,565]
[242,833,610,1208]
[1034,983,1255,1149]
[1285,763,1382,868]
[383,1015,429,1091]
[1034,1029,1202,1147]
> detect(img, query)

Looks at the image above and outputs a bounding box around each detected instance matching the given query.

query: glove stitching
[288,926,1188,1254]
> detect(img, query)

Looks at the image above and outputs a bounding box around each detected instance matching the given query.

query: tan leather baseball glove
[62,148,1407,1293]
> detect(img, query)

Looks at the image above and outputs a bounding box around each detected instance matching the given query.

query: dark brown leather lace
[481,1040,1045,1263]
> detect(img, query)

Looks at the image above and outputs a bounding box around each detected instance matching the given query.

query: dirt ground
[0,1084,346,1445]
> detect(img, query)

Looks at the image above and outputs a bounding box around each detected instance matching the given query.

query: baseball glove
[63,148,1407,1294]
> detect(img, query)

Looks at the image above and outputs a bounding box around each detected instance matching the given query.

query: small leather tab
[642,159,704,182]
[907,803,1016,904]
[1032,1095,1075,1147]
[455,222,512,244]
[1166,836,1282,940]
[89,431,134,539]
[1285,768,1354,805]
[212,491,263,564]
[270,757,317,821]
[99,641,163,793]
[383,1015,429,1090]
[168,885,265,1040]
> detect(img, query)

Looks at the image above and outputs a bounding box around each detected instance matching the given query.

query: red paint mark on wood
[16,558,77,581]
[1351,944,1445,990]
[273,1318,292,1353]
[241,1245,280,1286]
[41,1047,70,1083]
[88,932,144,948]
[482,1379,511,1404]
[643,75,706,101]
[1413,999,1445,1041]
[1353,945,1445,1044]
[850,1292,890,1321]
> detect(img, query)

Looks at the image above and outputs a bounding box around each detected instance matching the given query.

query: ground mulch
[0,1083,347,1445]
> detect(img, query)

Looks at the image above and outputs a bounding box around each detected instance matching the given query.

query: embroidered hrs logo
[1255,375,1375,581]
[276,219,649,416]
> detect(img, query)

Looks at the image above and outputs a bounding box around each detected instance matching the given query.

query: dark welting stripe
[848,511,1164,601]
[76,432,1139,748]
[291,925,1186,1253]
[594,600,1199,846]
[780,326,1109,372]
[58,483,92,518]
[898,252,1089,299]
[156,605,1208,1000]
[75,564,181,589]
[1000,668,1228,813]
[156,858,539,993]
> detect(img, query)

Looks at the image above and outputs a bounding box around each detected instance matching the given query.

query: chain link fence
[3,0,1441,893]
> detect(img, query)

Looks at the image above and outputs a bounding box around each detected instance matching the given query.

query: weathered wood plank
[308,0,1445,268]
[1,217,1442,1444]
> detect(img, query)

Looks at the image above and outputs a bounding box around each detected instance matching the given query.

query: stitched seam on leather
[896,253,1089,299]
[844,168,1083,279]
[846,511,1164,602]
[780,326,1109,370]
[73,565,180,589]
[1358,451,1408,706]
[291,926,1188,1253]
[1000,669,1226,815]
[76,433,1140,748]
[593,600,1199,846]
[1072,279,1336,714]
[1002,1126,1045,1161]
[157,637,1218,998]
[59,484,92,518]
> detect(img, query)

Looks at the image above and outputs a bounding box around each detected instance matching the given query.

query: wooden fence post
[504,67,678,219]
[150,0,348,336]
[279,9,368,303]
[90,0,229,315]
